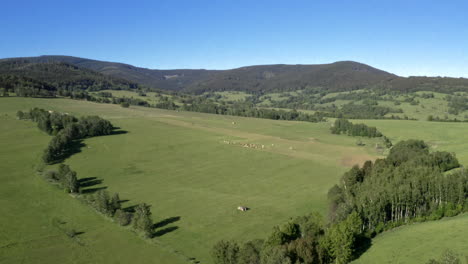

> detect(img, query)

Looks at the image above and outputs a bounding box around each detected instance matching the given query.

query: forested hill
[0,56,218,91]
[187,61,396,93]
[3,55,468,94]
[0,59,139,95]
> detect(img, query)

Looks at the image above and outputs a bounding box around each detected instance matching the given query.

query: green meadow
[0,110,186,264]
[1,97,467,263]
[353,213,468,264]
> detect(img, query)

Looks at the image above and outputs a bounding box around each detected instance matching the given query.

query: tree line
[17,108,114,163]
[64,90,326,123]
[18,108,157,238]
[330,119,383,138]
[427,115,468,123]
[212,140,468,264]
[44,164,154,237]
[317,103,403,119]
[329,140,465,231]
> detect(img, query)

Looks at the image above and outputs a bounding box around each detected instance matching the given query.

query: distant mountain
[0,59,139,92]
[186,61,396,93]
[2,55,468,94]
[1,56,217,91]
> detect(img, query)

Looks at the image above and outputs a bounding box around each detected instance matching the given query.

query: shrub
[114,209,132,226]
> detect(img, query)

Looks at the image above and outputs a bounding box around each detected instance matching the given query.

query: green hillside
[353,214,468,264]
[1,96,468,263]
[0,107,186,264]
[0,97,380,263]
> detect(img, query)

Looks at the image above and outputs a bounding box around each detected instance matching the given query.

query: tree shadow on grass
[352,235,372,260]
[71,231,85,236]
[109,129,128,136]
[78,177,105,193]
[50,127,128,164]
[153,226,179,237]
[152,216,181,237]
[78,177,96,183]
[80,186,107,194]
[123,204,139,213]
[50,140,86,164]
[153,216,181,229]
[79,179,103,188]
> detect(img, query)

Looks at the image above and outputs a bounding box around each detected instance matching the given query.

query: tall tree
[132,203,153,238]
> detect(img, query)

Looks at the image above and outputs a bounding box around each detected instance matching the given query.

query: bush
[120,102,130,108]
[43,170,59,181]
[65,229,78,238]
[114,209,132,226]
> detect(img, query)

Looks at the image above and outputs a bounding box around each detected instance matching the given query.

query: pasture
[1,97,467,263]
[0,111,186,264]
[353,213,468,264]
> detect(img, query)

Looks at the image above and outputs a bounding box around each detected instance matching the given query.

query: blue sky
[1,0,467,77]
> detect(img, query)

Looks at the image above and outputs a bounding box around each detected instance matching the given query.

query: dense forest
[212,140,468,264]
[8,56,468,95]
[0,60,140,97]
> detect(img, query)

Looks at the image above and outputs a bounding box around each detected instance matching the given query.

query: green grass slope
[2,97,468,263]
[359,119,468,164]
[0,113,186,264]
[353,214,468,264]
[0,97,379,263]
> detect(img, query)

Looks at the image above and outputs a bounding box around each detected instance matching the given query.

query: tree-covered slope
[0,59,140,95]
[1,55,218,91]
[3,55,468,95]
[185,61,396,93]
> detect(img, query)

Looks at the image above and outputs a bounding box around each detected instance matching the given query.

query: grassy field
[257,90,468,121]
[359,119,468,165]
[353,213,468,264]
[1,97,467,263]
[0,97,379,263]
[0,111,186,264]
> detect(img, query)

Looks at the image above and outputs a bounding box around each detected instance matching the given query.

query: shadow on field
[153,216,181,229]
[109,127,128,136]
[152,216,180,237]
[51,128,128,164]
[78,177,103,188]
[122,204,139,213]
[80,186,107,194]
[352,236,372,260]
[78,177,106,193]
[153,226,179,237]
[71,231,85,236]
[52,140,86,164]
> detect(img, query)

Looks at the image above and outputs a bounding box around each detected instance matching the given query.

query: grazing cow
[237,206,248,212]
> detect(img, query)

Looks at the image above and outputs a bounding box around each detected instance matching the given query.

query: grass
[255,90,468,121]
[91,89,170,105]
[0,97,379,263]
[358,119,468,165]
[1,97,467,263]
[0,112,186,264]
[353,214,468,264]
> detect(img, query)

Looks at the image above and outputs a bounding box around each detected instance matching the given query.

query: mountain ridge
[2,55,468,94]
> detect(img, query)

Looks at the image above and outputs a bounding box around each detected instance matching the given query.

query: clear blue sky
[1,0,467,77]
